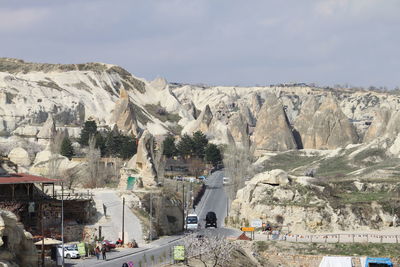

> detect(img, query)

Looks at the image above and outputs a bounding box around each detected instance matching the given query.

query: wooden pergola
[0,173,57,201]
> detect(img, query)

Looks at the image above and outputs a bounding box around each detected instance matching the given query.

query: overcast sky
[1,0,399,88]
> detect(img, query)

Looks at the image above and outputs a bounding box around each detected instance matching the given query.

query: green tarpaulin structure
[173,245,185,261]
[77,243,86,257]
[127,176,136,190]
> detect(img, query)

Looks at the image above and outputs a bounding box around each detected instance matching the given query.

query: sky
[1,0,399,88]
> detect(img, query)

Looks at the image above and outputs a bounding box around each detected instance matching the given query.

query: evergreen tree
[105,129,137,159]
[105,128,120,157]
[119,135,137,159]
[79,120,98,146]
[177,134,194,157]
[205,143,222,167]
[60,136,74,160]
[95,132,107,157]
[163,135,177,158]
[192,131,208,158]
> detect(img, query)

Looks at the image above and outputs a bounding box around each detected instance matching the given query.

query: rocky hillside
[230,145,400,233]
[2,58,400,154]
[0,58,186,141]
[2,58,400,233]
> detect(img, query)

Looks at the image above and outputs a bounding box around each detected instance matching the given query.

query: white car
[223,177,230,185]
[62,246,80,259]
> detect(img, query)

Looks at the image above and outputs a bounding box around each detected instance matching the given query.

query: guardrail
[257,232,400,244]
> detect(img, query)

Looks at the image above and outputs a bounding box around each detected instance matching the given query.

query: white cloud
[0,7,49,32]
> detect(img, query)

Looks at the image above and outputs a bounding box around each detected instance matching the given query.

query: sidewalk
[64,234,186,267]
[65,246,151,267]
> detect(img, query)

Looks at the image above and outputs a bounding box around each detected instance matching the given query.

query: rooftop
[0,173,57,185]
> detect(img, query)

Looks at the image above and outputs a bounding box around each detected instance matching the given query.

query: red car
[101,240,116,251]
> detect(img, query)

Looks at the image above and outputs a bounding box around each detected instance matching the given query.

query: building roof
[0,173,57,185]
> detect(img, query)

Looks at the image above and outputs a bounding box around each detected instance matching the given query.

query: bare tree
[48,130,66,179]
[189,158,206,178]
[222,143,255,200]
[61,167,80,189]
[49,130,66,155]
[85,135,102,188]
[153,137,165,184]
[389,185,400,226]
[184,233,237,267]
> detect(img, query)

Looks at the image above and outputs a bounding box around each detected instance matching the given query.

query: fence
[259,232,400,244]
[54,189,94,201]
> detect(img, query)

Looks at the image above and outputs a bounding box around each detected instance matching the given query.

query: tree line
[60,120,137,160]
[162,131,222,167]
[60,121,222,167]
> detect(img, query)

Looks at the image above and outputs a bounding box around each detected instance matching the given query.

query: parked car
[102,240,116,251]
[61,246,80,259]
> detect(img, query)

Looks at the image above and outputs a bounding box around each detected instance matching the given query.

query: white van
[185,214,199,230]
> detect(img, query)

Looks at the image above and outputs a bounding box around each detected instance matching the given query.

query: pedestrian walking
[95,246,100,260]
[101,245,107,260]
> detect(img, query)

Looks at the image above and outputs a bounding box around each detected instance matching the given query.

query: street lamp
[61,182,64,267]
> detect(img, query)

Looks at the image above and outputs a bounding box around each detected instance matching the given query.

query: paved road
[93,190,144,245]
[68,171,240,267]
[195,170,228,228]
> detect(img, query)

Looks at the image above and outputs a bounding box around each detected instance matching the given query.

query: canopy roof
[34,238,62,245]
[319,256,352,267]
[0,173,57,185]
[366,257,393,266]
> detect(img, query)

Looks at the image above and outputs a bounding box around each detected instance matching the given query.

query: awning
[319,256,352,267]
[365,257,393,267]
[34,238,62,245]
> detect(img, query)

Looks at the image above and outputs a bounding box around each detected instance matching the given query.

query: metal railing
[257,232,400,244]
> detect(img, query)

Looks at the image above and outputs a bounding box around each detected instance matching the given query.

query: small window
[186,216,198,224]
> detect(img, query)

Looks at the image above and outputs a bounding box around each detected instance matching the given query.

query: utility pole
[182,183,185,231]
[226,196,229,217]
[41,202,44,267]
[122,197,125,244]
[61,182,64,267]
[189,182,193,211]
[149,193,153,241]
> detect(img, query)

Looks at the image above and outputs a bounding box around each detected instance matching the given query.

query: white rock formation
[110,88,140,136]
[37,114,56,139]
[7,147,31,167]
[182,105,213,135]
[127,130,157,187]
[297,94,358,149]
[249,169,290,186]
[29,150,80,177]
[227,112,249,147]
[253,94,297,151]
[231,169,394,233]
[3,57,400,151]
[0,210,37,267]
